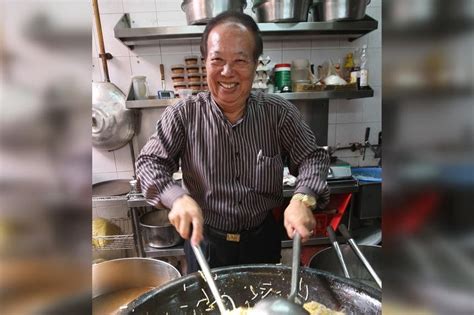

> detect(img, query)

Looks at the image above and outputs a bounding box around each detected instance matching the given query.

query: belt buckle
[226,233,240,242]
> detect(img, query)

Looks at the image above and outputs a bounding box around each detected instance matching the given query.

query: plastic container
[274,63,292,92]
[184,55,199,66]
[188,73,202,82]
[171,74,185,84]
[171,64,185,75]
[186,65,200,74]
[189,82,202,91]
[173,83,188,91]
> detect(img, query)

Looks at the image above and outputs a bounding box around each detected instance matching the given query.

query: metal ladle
[250,232,309,315]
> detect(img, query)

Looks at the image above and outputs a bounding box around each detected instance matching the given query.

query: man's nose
[221,63,233,76]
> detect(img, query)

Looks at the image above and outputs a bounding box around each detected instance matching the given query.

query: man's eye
[236,59,248,64]
[211,58,224,65]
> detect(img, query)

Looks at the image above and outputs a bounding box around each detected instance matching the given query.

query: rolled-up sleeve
[279,103,330,208]
[136,103,188,209]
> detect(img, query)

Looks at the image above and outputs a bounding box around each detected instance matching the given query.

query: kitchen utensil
[309,244,381,289]
[338,224,382,289]
[253,0,311,23]
[326,226,350,278]
[309,0,370,22]
[131,76,149,100]
[139,210,182,248]
[181,0,247,25]
[121,265,381,314]
[192,244,227,314]
[92,258,180,315]
[92,0,135,151]
[252,233,309,315]
[157,64,175,99]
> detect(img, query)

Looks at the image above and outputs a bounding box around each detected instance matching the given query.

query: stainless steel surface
[181,0,247,25]
[338,224,382,289]
[114,13,378,47]
[289,232,302,302]
[92,258,180,314]
[309,0,370,22]
[347,238,382,288]
[253,0,311,23]
[309,244,381,290]
[327,226,350,278]
[125,88,374,109]
[139,210,182,248]
[192,245,227,314]
[92,82,136,151]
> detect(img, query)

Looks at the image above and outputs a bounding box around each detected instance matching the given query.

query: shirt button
[236,175,240,181]
[235,152,240,157]
[238,200,242,205]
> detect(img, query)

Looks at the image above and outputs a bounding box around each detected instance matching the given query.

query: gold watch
[292,193,317,210]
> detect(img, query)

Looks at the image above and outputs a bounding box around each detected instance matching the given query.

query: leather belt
[205,226,243,242]
[204,213,273,243]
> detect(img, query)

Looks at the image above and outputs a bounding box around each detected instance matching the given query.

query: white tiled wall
[92,1,383,182]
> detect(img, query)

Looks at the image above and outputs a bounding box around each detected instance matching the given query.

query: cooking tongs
[338,224,382,289]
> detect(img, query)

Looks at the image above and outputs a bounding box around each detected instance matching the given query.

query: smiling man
[137,12,330,273]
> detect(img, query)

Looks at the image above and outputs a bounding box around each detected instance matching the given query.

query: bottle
[343,52,354,82]
[359,45,368,87]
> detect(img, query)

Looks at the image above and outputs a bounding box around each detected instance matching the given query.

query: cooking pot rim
[124,264,381,313]
[139,210,174,228]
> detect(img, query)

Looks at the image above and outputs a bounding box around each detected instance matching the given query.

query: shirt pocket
[254,154,284,195]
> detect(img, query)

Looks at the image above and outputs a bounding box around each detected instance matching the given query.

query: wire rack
[93,217,135,251]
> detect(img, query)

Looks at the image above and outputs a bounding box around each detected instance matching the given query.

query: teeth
[219,82,237,89]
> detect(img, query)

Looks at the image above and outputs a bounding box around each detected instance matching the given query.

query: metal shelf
[114,14,378,49]
[126,87,374,109]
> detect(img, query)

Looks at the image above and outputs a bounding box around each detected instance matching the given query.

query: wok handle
[192,244,227,313]
[327,226,350,278]
[159,64,166,90]
[289,232,302,303]
[339,224,382,289]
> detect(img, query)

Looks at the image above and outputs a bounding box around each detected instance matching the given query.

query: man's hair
[200,12,263,62]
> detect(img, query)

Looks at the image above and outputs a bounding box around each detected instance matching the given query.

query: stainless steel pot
[309,0,370,22]
[181,0,247,25]
[253,0,311,23]
[309,244,381,290]
[92,258,180,315]
[92,82,136,151]
[139,210,182,248]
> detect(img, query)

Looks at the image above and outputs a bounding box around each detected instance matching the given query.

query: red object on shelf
[313,193,352,237]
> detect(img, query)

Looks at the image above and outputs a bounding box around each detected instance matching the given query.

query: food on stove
[92,217,121,248]
[223,300,344,315]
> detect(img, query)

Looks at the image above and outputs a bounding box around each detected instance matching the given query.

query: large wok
[121,264,381,314]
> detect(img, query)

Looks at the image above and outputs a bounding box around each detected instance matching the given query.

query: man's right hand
[168,195,203,246]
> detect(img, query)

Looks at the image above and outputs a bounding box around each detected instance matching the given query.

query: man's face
[205,22,257,112]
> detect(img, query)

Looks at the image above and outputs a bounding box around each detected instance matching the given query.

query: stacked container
[171,55,208,96]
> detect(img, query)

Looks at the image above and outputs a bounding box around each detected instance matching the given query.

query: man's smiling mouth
[219,82,238,89]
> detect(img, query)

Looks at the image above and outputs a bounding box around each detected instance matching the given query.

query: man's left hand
[283,199,316,242]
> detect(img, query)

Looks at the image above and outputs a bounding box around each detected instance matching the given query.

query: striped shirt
[136,91,330,232]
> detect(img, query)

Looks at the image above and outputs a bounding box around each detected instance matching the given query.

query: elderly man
[137,12,329,273]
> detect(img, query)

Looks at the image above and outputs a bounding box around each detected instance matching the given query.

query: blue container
[351,167,382,183]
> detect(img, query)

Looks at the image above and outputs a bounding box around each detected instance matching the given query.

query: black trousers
[183,212,281,274]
